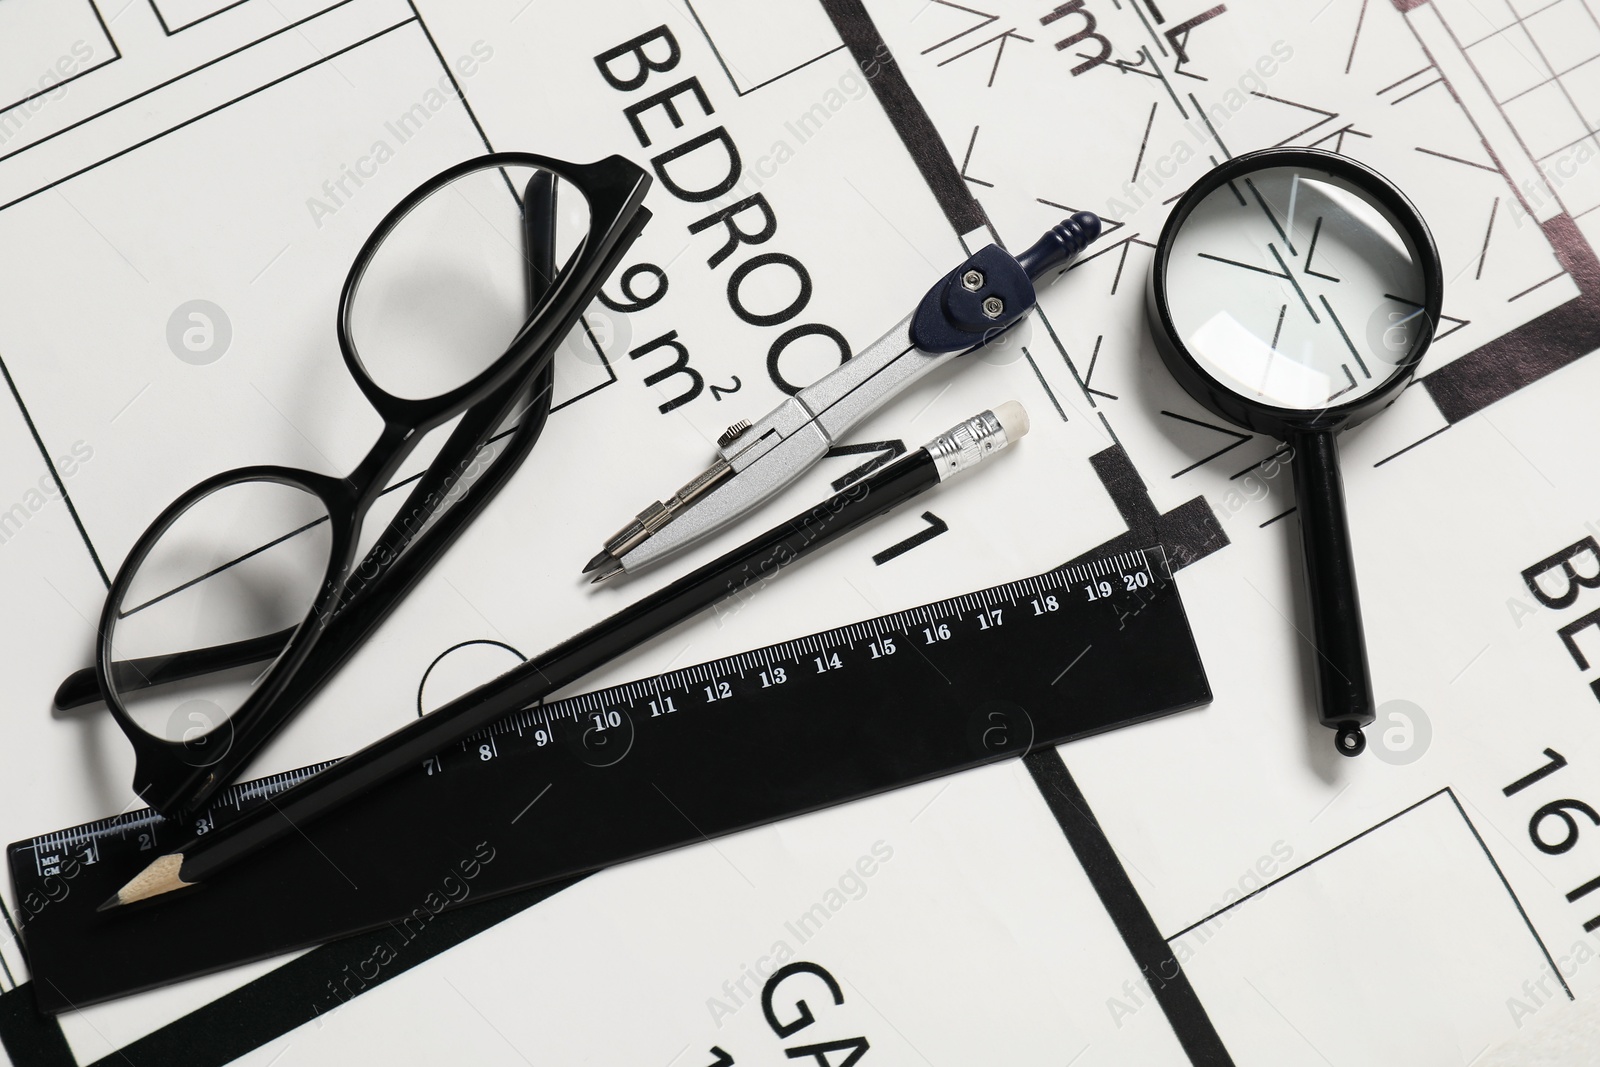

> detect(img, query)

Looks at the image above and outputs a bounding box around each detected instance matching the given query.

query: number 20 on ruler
[1504,749,1600,931]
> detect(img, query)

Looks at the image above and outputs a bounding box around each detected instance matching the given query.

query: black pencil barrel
[179,450,941,883]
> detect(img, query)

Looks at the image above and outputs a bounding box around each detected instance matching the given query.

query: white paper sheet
[3,1,1600,1064]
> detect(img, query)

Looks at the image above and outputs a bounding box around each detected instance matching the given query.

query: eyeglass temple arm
[306,171,561,623]
[55,172,571,715]
[54,629,298,710]
[311,174,561,617]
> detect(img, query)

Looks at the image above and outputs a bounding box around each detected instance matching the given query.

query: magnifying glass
[1146,148,1442,757]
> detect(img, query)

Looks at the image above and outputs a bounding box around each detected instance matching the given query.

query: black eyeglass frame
[91,151,652,817]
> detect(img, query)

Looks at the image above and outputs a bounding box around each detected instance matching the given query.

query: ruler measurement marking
[23,550,1174,858]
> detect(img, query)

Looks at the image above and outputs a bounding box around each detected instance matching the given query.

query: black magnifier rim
[1147,148,1444,438]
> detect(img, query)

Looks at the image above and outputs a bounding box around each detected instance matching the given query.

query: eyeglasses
[55,152,652,818]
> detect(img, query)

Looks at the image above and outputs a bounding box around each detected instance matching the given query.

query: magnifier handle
[1289,429,1375,756]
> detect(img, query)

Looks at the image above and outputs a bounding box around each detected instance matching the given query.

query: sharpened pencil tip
[96,893,122,913]
[106,852,193,909]
[582,549,612,575]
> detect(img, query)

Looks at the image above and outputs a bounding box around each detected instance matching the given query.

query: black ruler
[9,545,1208,1011]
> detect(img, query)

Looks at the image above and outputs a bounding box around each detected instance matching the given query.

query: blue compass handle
[909,211,1101,354]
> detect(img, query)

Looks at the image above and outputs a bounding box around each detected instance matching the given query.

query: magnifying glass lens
[1162,167,1429,412]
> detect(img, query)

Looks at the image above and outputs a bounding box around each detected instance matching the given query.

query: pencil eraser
[993,401,1029,442]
